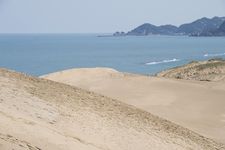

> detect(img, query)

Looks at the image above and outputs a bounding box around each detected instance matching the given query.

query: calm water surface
[0,34,225,76]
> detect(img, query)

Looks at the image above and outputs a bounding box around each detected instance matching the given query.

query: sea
[0,34,225,76]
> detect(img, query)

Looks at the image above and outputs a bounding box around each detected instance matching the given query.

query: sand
[157,59,225,81]
[42,67,225,144]
[0,68,224,150]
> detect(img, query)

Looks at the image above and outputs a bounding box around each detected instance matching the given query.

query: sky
[0,0,225,33]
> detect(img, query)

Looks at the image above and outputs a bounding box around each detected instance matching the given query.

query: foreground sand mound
[0,68,224,150]
[42,67,225,144]
[157,59,225,81]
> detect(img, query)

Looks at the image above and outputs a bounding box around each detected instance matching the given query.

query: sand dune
[0,68,224,149]
[157,59,225,81]
[42,67,225,144]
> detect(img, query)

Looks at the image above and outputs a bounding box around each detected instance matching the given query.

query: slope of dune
[42,67,225,144]
[1,68,225,150]
[157,59,225,81]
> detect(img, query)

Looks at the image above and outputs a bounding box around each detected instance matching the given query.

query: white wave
[204,53,225,57]
[145,58,180,65]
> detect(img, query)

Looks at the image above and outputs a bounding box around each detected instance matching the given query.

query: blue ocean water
[0,34,225,76]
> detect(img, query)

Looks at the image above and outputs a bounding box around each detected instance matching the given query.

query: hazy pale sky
[0,0,225,33]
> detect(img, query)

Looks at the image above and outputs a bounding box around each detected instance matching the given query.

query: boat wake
[145,58,180,65]
[204,53,225,57]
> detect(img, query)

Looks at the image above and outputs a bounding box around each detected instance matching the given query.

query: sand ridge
[42,67,225,144]
[0,68,224,149]
[157,59,225,81]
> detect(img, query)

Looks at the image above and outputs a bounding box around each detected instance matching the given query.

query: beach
[1,68,224,149]
[42,67,225,144]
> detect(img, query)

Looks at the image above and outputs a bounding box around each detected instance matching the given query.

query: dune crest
[42,66,225,144]
[0,68,224,149]
[157,59,225,81]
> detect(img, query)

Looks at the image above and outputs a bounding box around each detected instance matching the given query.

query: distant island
[113,16,225,37]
